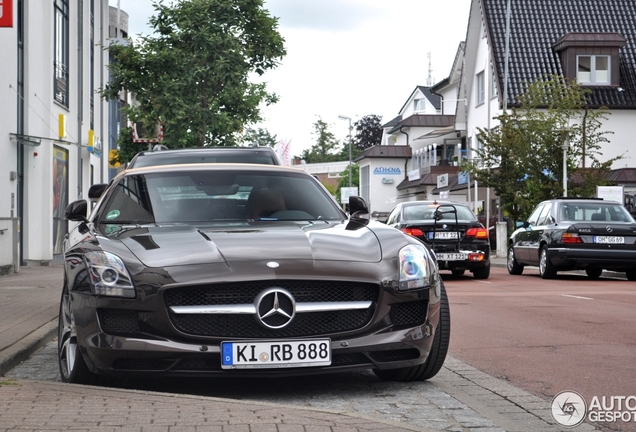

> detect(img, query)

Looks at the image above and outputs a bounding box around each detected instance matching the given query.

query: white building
[0,1,122,273]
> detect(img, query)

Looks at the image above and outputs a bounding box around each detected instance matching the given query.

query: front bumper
[77,318,439,378]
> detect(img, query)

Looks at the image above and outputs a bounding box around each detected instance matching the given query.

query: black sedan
[59,164,449,384]
[507,198,636,280]
[386,201,491,279]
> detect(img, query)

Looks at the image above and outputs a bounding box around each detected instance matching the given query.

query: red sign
[0,0,13,28]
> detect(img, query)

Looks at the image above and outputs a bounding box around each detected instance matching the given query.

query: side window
[386,208,399,225]
[527,204,545,226]
[536,203,553,226]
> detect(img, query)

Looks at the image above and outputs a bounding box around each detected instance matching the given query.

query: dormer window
[577,55,610,84]
[553,32,625,87]
[414,98,426,112]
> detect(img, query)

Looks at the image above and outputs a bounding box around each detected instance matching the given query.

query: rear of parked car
[387,201,491,279]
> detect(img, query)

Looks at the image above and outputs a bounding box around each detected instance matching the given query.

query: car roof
[127,146,281,168]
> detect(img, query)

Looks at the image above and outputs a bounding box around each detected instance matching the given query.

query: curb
[0,319,57,377]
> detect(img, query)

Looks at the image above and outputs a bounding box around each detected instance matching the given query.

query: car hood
[111,222,383,268]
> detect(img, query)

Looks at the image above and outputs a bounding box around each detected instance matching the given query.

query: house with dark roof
[463,0,636,169]
[357,0,636,222]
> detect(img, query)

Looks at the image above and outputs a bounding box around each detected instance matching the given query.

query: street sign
[340,187,358,204]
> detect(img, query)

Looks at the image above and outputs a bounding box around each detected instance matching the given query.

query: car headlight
[398,244,433,291]
[84,251,135,298]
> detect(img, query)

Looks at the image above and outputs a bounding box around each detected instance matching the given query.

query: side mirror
[88,183,108,201]
[349,196,369,219]
[65,200,89,223]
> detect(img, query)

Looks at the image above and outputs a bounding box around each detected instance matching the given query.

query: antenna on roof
[426,52,433,87]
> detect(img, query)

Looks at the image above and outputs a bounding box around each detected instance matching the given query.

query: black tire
[451,269,465,276]
[373,280,450,382]
[473,265,490,279]
[58,284,97,384]
[507,246,524,275]
[585,268,603,279]
[626,269,636,281]
[539,246,557,279]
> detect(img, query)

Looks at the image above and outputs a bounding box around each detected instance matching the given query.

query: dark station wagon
[507,198,636,280]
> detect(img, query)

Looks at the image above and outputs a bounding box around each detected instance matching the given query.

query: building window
[54,0,69,107]
[490,71,497,99]
[414,98,426,112]
[476,71,485,106]
[577,55,610,84]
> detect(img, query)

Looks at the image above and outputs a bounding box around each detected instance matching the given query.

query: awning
[10,133,75,147]
[413,126,455,140]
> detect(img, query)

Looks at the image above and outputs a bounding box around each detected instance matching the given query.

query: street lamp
[561,133,571,197]
[338,115,353,188]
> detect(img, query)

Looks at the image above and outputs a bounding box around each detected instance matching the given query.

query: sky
[109,0,472,157]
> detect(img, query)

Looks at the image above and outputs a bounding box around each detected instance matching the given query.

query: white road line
[561,294,594,300]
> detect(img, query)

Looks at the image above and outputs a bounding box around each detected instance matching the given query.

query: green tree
[101,0,286,162]
[240,127,277,147]
[297,118,343,163]
[462,75,621,222]
[335,163,360,200]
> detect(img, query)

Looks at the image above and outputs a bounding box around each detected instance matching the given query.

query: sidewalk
[2,259,582,432]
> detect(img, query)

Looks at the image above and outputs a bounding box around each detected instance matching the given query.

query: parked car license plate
[221,339,331,369]
[429,231,459,239]
[435,252,467,261]
[594,236,624,244]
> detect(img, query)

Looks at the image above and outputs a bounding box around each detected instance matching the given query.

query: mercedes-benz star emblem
[606,226,613,233]
[254,287,296,329]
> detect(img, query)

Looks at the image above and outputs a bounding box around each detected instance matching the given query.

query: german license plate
[429,231,459,239]
[594,236,624,244]
[435,252,467,261]
[221,339,331,369]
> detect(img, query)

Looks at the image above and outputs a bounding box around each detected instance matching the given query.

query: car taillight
[561,233,583,243]
[401,227,424,237]
[465,228,489,239]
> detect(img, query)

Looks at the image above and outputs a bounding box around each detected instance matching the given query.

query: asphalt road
[442,266,636,431]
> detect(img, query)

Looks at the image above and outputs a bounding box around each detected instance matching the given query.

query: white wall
[0,0,111,265]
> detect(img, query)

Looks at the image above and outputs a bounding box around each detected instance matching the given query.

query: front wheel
[58,285,96,384]
[626,269,636,281]
[373,280,450,382]
[539,246,557,279]
[507,246,524,275]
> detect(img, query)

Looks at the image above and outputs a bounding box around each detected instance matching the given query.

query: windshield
[404,203,477,222]
[97,169,345,224]
[560,202,635,223]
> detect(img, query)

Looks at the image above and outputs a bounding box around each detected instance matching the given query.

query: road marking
[561,294,593,300]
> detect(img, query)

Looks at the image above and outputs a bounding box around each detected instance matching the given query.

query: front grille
[98,309,140,335]
[165,281,377,338]
[171,309,373,338]
[165,280,376,306]
[391,300,427,327]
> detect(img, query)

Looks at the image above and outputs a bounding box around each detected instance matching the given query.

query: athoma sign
[373,167,401,175]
